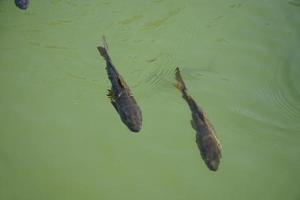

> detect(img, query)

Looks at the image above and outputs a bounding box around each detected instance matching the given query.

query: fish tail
[97,35,111,61]
[97,46,110,61]
[175,67,187,92]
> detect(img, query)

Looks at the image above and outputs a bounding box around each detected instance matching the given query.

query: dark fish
[175,67,222,171]
[15,0,30,10]
[97,36,142,132]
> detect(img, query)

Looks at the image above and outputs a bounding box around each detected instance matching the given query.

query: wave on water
[237,60,300,133]
[132,53,176,96]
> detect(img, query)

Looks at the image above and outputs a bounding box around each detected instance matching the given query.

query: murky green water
[1,0,300,199]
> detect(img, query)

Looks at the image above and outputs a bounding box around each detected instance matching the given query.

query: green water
[1,0,300,199]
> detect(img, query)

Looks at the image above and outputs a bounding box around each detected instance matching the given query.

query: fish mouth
[119,107,142,133]
[206,160,220,171]
[127,123,142,132]
[120,112,142,132]
[123,116,142,132]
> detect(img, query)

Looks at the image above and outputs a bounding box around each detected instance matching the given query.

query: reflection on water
[0,0,300,200]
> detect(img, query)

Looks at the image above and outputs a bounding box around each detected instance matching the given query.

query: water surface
[0,0,300,199]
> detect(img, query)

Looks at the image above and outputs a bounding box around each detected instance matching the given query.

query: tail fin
[97,35,111,61]
[97,46,110,61]
[175,67,187,92]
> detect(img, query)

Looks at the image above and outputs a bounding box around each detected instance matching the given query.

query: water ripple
[132,53,175,96]
[252,60,300,132]
[231,4,300,132]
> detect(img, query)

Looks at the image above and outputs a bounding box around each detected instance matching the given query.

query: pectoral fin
[107,89,119,112]
[107,89,115,100]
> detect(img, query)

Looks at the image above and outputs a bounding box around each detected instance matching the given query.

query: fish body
[15,0,30,10]
[175,67,222,171]
[97,37,142,132]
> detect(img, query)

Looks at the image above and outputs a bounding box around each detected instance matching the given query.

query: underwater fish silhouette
[15,0,30,10]
[175,67,222,171]
[97,36,142,132]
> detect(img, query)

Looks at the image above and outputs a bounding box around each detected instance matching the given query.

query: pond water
[1,0,300,199]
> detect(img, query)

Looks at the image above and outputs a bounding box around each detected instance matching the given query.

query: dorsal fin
[117,77,125,89]
[117,75,129,90]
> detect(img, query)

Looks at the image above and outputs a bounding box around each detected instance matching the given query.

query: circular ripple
[253,57,300,132]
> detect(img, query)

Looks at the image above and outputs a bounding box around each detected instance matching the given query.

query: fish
[175,67,222,171]
[97,36,142,132]
[15,0,30,10]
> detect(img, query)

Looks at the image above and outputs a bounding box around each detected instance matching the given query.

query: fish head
[197,134,222,171]
[127,120,142,132]
[203,145,221,171]
[204,140,221,171]
[15,0,30,10]
[205,158,220,171]
[118,104,142,133]
[123,111,142,132]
